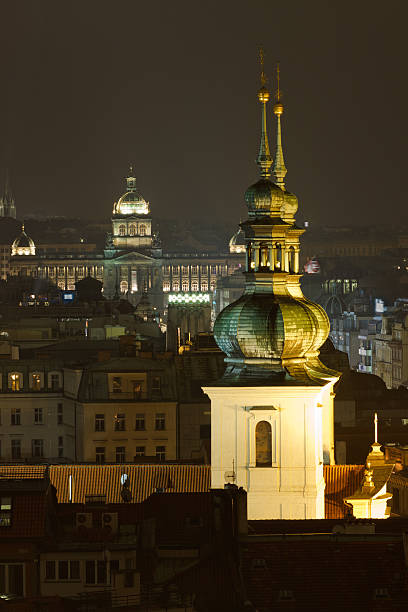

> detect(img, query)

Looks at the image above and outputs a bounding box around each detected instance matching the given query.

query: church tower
[203,59,340,520]
[0,170,16,219]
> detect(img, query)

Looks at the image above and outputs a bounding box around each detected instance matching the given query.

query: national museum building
[7,168,245,310]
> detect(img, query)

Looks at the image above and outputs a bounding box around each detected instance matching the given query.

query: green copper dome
[214,285,330,363]
[245,179,285,216]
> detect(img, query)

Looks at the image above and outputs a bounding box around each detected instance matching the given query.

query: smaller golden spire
[256,47,272,177]
[273,62,284,116]
[272,62,287,188]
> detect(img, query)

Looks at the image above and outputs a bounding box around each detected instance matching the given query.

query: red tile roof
[0,464,365,519]
[324,464,365,519]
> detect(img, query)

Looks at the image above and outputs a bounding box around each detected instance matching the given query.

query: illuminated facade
[203,64,340,519]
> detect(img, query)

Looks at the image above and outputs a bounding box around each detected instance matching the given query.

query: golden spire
[272,62,287,189]
[257,47,272,178]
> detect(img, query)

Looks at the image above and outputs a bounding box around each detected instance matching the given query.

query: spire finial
[272,62,287,189]
[374,412,378,444]
[256,47,272,178]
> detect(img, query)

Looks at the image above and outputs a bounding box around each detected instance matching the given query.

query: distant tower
[203,57,340,520]
[111,167,153,251]
[0,170,16,219]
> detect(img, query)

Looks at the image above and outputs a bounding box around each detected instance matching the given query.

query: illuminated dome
[11,225,35,256]
[113,168,150,217]
[229,227,246,253]
[214,290,330,364]
[245,179,286,216]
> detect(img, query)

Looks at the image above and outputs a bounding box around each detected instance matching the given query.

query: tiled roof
[324,464,365,519]
[0,465,365,518]
[48,464,211,503]
[0,466,48,479]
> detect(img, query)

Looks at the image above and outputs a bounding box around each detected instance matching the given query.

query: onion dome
[214,286,330,364]
[11,224,35,256]
[229,227,246,253]
[213,61,338,385]
[113,167,150,216]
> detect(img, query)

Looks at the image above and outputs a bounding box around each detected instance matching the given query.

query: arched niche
[256,420,272,467]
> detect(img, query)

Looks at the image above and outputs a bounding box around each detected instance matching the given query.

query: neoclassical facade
[8,169,245,311]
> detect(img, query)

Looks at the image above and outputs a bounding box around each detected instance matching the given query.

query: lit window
[129,224,136,236]
[172,265,179,274]
[172,281,179,292]
[182,280,189,291]
[0,497,12,527]
[114,413,126,431]
[112,377,122,393]
[132,381,142,399]
[191,280,198,292]
[9,373,22,392]
[201,281,208,291]
[31,373,42,390]
[120,280,128,293]
[163,281,170,292]
[139,225,146,236]
[191,265,198,274]
[119,225,126,236]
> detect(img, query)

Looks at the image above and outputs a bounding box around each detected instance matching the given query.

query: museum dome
[229,227,246,253]
[113,167,150,216]
[11,224,35,256]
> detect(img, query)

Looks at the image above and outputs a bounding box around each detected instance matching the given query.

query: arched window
[163,281,170,292]
[256,421,272,467]
[191,280,198,292]
[120,280,128,293]
[260,242,269,269]
[182,280,189,292]
[9,372,23,392]
[139,225,146,236]
[119,225,126,236]
[288,246,295,273]
[210,280,216,292]
[172,281,179,292]
[129,224,136,236]
[274,243,282,270]
[201,281,208,292]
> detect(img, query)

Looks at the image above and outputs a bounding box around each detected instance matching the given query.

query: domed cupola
[213,63,336,385]
[113,167,150,217]
[229,227,246,253]
[11,224,35,256]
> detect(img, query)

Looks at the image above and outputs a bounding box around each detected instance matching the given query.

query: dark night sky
[0,1,407,227]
